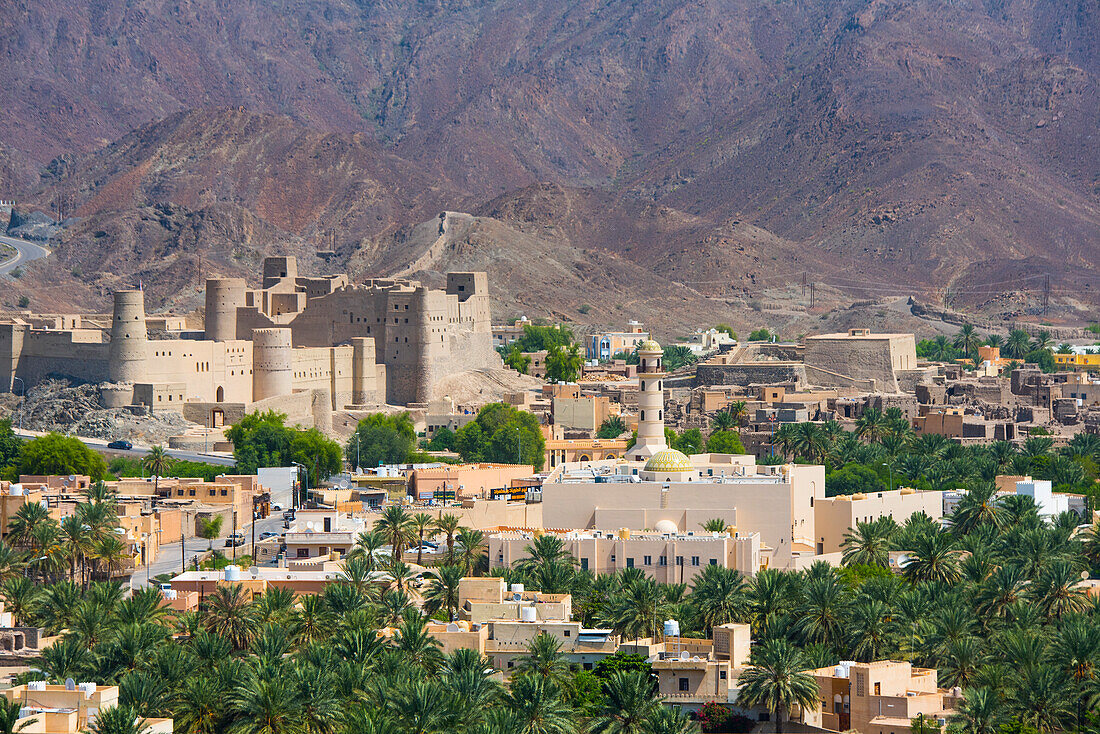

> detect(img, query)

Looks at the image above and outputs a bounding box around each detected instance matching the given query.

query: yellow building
[1054,352,1100,371]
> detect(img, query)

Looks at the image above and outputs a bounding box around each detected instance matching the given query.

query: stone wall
[695,363,806,388]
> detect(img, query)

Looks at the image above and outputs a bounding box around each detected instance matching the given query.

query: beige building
[540,455,823,572]
[169,558,347,602]
[544,437,629,468]
[814,489,943,555]
[652,623,752,710]
[804,329,918,392]
[457,577,572,624]
[3,683,172,734]
[489,528,762,584]
[803,660,957,734]
[408,463,537,501]
[0,257,497,417]
[587,321,649,361]
[552,395,617,433]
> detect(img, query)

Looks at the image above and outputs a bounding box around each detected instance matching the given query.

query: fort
[0,257,498,426]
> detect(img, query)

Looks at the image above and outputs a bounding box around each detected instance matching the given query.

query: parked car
[259,531,279,540]
[224,533,246,548]
[282,510,296,521]
[107,439,133,450]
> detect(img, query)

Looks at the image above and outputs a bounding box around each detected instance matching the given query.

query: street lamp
[291,461,307,510]
[882,462,893,492]
[12,376,24,430]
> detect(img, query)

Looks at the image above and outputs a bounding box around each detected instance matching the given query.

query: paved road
[13,428,237,466]
[0,235,50,276]
[136,513,287,587]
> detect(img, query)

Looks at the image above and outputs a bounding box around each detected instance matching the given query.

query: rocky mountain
[4,0,1099,326]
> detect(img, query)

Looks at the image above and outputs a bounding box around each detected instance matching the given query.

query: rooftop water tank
[510,584,525,594]
[224,565,241,582]
[663,619,681,637]
[520,606,537,622]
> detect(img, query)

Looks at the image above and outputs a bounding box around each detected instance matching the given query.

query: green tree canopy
[453,403,545,470]
[9,433,107,481]
[226,410,341,484]
[346,413,417,469]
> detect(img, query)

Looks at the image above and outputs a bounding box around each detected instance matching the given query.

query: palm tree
[1030,330,1054,352]
[840,517,896,567]
[950,482,1004,535]
[1049,615,1100,728]
[205,583,259,650]
[949,687,1004,734]
[174,676,223,734]
[227,672,304,734]
[501,675,578,734]
[385,678,455,734]
[456,527,486,575]
[855,408,886,443]
[954,324,981,356]
[700,518,727,533]
[644,707,695,734]
[1,576,38,626]
[409,513,437,567]
[92,534,129,580]
[902,531,960,583]
[86,706,150,734]
[393,613,444,673]
[516,535,576,576]
[422,565,463,621]
[434,514,462,564]
[375,506,415,563]
[0,542,25,582]
[0,696,35,734]
[711,411,734,432]
[795,575,847,650]
[600,577,673,642]
[7,502,49,548]
[985,334,1003,349]
[1006,665,1072,733]
[1005,329,1031,359]
[350,529,386,572]
[58,516,91,585]
[142,445,172,497]
[590,670,661,734]
[736,640,818,734]
[515,632,571,687]
[1032,560,1089,619]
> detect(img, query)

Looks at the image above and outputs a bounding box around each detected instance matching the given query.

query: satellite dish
[64,678,75,690]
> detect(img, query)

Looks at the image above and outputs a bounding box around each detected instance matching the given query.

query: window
[874,682,881,696]
[564,630,570,637]
[676,556,683,566]
[507,661,514,669]
[188,489,196,497]
[583,663,593,671]
[659,556,667,566]
[610,554,616,564]
[643,555,652,565]
[220,489,228,496]
[720,670,727,680]
[709,558,717,565]
[691,556,700,566]
[626,557,634,568]
[297,549,309,558]
[580,558,588,570]
[678,678,689,692]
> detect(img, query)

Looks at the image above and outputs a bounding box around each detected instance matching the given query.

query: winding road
[0,234,50,275]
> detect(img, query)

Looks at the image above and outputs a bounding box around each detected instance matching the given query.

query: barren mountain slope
[6,0,1100,321]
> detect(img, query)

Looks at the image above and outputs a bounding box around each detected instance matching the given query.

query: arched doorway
[216,386,224,402]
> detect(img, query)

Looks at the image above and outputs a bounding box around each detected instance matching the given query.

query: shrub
[747,328,772,341]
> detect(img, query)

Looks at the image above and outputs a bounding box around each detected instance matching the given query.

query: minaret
[627,339,668,460]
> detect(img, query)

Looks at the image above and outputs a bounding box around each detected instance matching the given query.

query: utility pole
[1043,274,1050,315]
[251,496,257,561]
[180,531,186,574]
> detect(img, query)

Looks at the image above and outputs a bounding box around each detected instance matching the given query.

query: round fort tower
[626,339,668,461]
[204,278,246,341]
[108,290,148,384]
[251,327,293,401]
